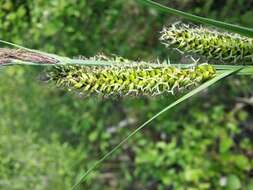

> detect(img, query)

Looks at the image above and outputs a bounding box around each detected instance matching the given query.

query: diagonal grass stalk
[71,67,242,189]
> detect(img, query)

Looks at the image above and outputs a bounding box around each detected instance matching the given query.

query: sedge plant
[0,0,252,189]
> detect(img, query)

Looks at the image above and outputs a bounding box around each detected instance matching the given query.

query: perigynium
[49,55,216,97]
[161,23,253,63]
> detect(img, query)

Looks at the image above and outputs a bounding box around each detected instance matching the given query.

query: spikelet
[160,23,253,64]
[49,55,216,97]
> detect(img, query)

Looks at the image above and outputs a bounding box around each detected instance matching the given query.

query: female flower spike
[49,57,216,97]
[161,23,253,64]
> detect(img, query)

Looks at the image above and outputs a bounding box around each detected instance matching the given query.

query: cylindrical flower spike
[49,56,216,97]
[161,23,253,64]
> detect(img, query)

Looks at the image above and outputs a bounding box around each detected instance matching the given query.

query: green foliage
[0,0,166,59]
[0,119,84,190]
[0,0,252,190]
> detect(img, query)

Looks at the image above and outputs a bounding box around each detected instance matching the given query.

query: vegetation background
[0,0,253,189]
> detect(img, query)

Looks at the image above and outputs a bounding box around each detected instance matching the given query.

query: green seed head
[161,23,253,64]
[49,55,216,97]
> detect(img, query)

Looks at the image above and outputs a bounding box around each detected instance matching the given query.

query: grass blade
[138,0,253,38]
[71,67,242,189]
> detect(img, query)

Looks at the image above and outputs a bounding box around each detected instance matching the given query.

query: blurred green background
[0,0,253,189]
